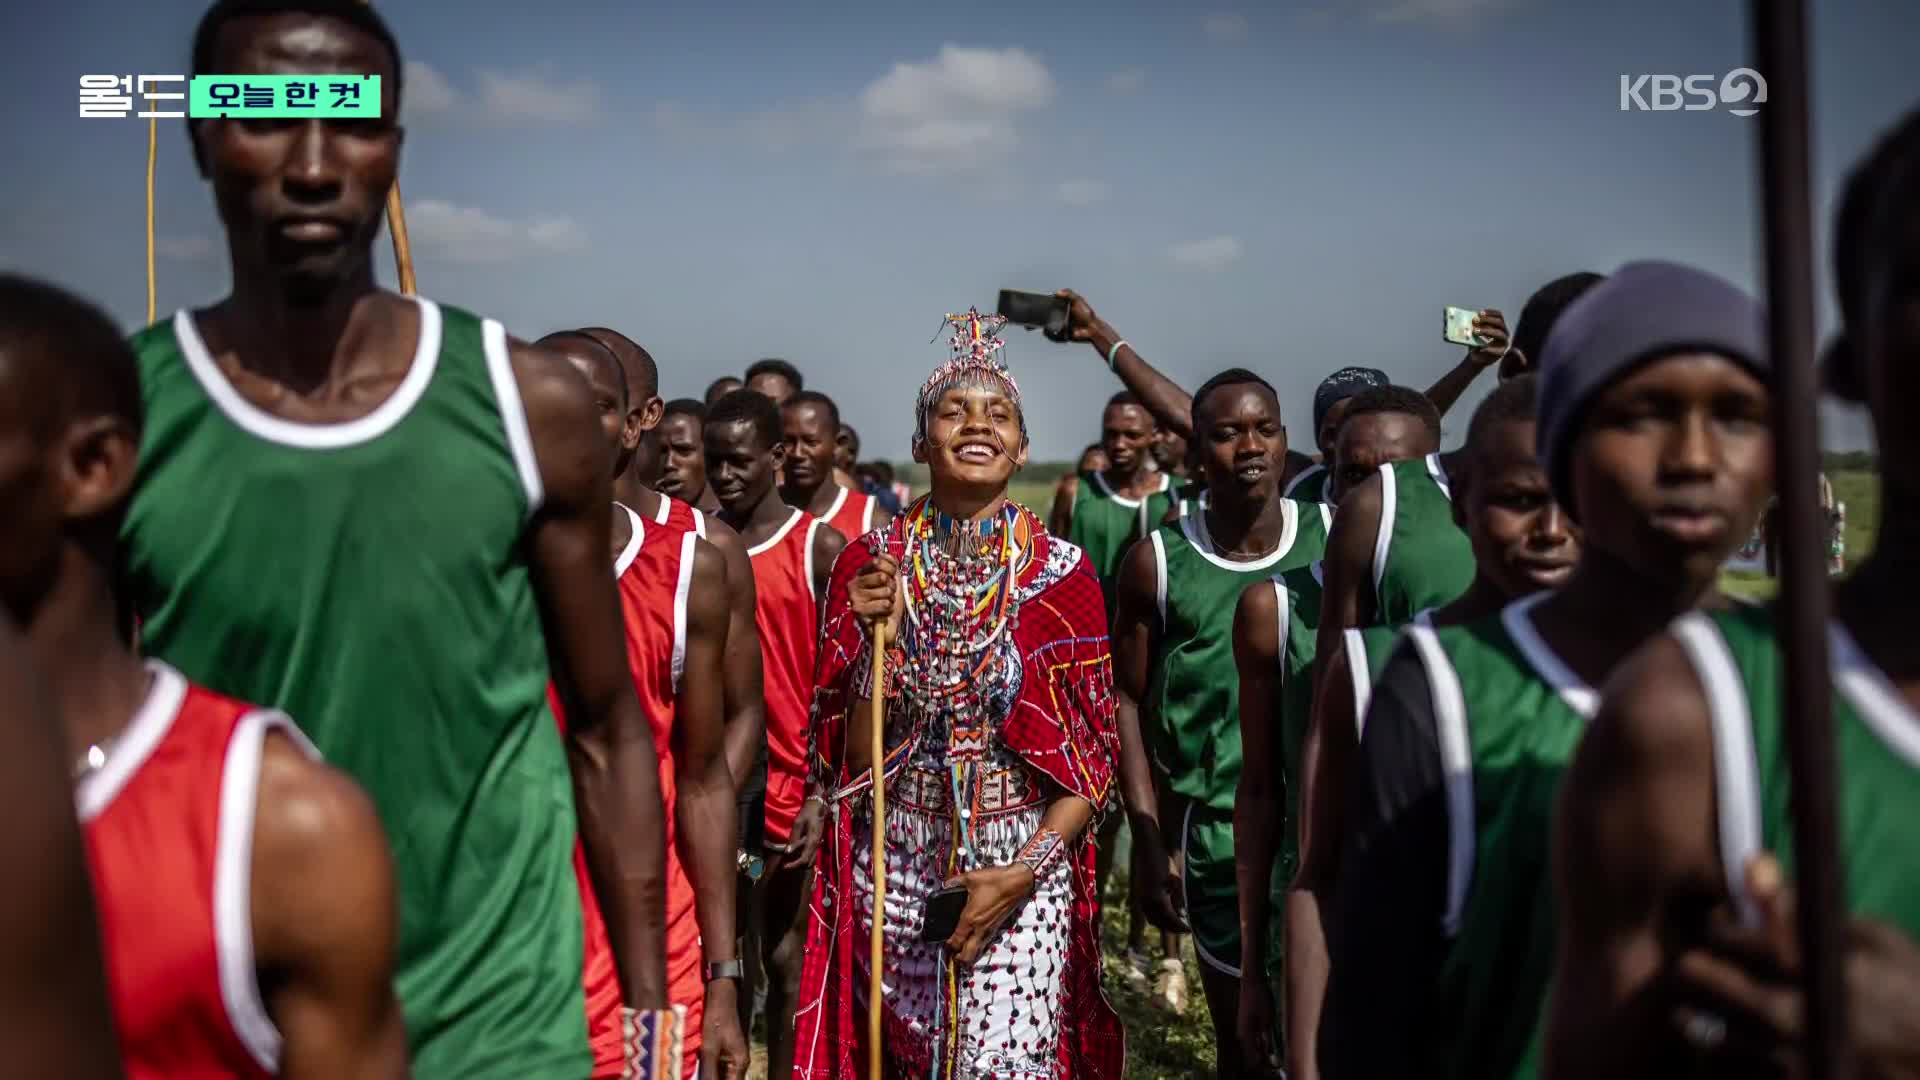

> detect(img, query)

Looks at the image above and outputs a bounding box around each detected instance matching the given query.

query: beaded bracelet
[1014,827,1066,880]
[620,1004,686,1080]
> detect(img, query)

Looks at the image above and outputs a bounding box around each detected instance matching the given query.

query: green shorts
[1179,801,1293,980]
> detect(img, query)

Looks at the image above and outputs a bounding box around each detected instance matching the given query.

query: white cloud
[1056,179,1108,206]
[1203,13,1251,42]
[153,234,213,261]
[403,60,458,116]
[1372,0,1510,21]
[1169,235,1243,271]
[476,70,600,124]
[857,46,1055,174]
[407,200,587,264]
[1105,68,1147,94]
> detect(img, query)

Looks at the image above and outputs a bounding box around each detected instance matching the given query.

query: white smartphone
[1444,306,1490,348]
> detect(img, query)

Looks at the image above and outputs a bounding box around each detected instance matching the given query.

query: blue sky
[3,0,1915,460]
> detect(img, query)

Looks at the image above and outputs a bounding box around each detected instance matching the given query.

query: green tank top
[1265,562,1324,885]
[1343,615,1429,736]
[1374,454,1474,625]
[1674,604,1920,938]
[1070,470,1172,616]
[1283,462,1330,503]
[1145,498,1327,809]
[121,301,591,1078]
[1406,594,1594,1080]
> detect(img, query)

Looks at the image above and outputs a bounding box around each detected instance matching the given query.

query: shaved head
[535,331,626,407]
[576,326,658,405]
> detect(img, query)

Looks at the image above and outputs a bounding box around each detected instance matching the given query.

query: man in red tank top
[541,332,750,1079]
[706,389,845,1080]
[0,275,407,1078]
[0,613,121,1080]
[656,399,723,514]
[780,392,892,543]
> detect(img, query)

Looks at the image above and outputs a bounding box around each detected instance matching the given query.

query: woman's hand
[850,554,903,643]
[942,864,1038,966]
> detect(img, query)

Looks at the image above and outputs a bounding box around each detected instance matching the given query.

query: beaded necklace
[898,498,1023,700]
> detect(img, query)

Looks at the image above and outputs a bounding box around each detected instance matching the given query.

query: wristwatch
[704,959,744,983]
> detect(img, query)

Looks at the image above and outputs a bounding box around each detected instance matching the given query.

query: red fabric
[749,510,821,847]
[822,487,878,543]
[83,675,275,1080]
[556,502,709,1077]
[791,499,1125,1079]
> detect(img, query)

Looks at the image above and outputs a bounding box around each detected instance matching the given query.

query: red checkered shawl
[789,500,1125,1079]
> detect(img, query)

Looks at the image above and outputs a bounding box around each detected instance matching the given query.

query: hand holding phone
[918,884,969,944]
[998,289,1072,343]
[1443,305,1491,349]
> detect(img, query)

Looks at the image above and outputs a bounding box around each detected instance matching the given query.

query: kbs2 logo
[1619,69,1767,116]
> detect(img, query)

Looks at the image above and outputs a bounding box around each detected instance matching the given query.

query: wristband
[704,958,744,983]
[619,1005,686,1080]
[1014,827,1066,880]
[1106,340,1129,370]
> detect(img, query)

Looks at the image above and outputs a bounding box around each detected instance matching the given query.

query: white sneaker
[1153,957,1188,1013]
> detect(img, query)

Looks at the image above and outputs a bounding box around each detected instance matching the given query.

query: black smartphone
[918,884,969,944]
[996,289,1072,343]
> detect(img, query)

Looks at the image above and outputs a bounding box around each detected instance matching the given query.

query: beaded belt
[890,764,1045,818]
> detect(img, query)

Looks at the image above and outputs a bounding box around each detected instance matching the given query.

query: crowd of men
[4,2,1919,1080]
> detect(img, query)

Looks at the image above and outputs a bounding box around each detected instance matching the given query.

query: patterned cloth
[792,498,1124,1080]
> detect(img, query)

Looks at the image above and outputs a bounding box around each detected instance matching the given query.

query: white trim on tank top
[860,493,877,533]
[172,297,442,450]
[75,659,188,822]
[1670,612,1765,929]
[613,503,645,578]
[1149,531,1169,624]
[1371,461,1399,599]
[821,485,850,525]
[747,508,804,558]
[671,532,699,691]
[482,319,545,517]
[1407,622,1475,937]
[1283,462,1325,499]
[215,708,320,1074]
[1179,495,1297,573]
[803,518,824,595]
[1348,609,1432,738]
[1088,470,1169,510]
[1501,593,1599,719]
[1426,452,1453,501]
[1831,622,1920,769]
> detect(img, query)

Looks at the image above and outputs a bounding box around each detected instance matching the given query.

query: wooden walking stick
[145,116,157,323]
[1749,1,1850,1076]
[353,0,416,296]
[868,621,889,1080]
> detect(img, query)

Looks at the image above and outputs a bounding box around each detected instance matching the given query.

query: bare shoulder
[505,337,604,502]
[1055,473,1079,499]
[1233,578,1281,659]
[506,337,594,428]
[1116,535,1159,611]
[813,519,848,562]
[1561,631,1722,894]
[251,730,394,953]
[1326,471,1384,558]
[688,537,727,609]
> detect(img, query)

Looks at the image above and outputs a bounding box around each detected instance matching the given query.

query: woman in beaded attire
[790,311,1124,1080]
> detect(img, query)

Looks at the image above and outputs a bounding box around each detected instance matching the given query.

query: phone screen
[1444,306,1489,348]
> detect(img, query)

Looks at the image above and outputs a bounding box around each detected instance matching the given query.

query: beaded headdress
[913,308,1027,452]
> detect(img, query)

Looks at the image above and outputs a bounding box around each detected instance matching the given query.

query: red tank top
[79,661,313,1080]
[749,508,823,846]
[819,484,878,542]
[555,502,708,1077]
[649,492,708,539]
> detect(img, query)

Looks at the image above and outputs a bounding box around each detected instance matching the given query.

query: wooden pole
[386,181,416,296]
[145,115,157,323]
[868,624,888,1080]
[1749,1,1849,1077]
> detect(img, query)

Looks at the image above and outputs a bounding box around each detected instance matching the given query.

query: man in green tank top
[1049,390,1171,618]
[1269,375,1577,1078]
[1234,377,1540,1074]
[1322,261,1774,1080]
[1111,368,1326,1080]
[1549,115,1920,1079]
[118,5,671,1075]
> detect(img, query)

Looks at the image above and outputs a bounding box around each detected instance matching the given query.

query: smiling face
[1194,382,1286,506]
[1569,350,1773,590]
[913,384,1028,500]
[1458,417,1580,597]
[195,13,402,299]
[781,400,838,494]
[704,417,783,516]
[657,412,707,499]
